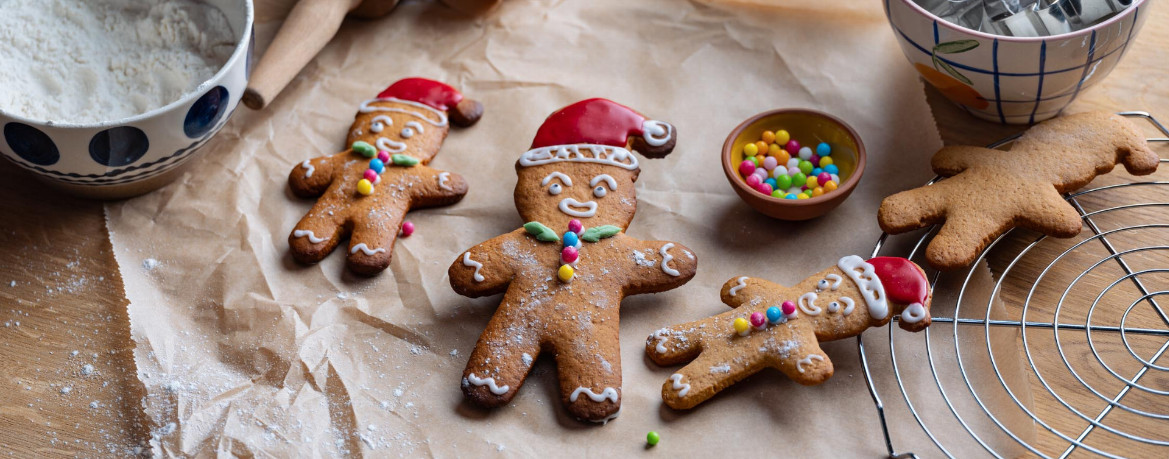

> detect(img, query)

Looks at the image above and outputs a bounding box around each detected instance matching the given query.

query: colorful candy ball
[782,300,797,316]
[743,143,759,156]
[818,172,832,184]
[764,178,777,189]
[761,130,776,144]
[785,139,801,155]
[756,182,773,194]
[568,219,583,234]
[558,264,575,282]
[750,311,766,328]
[563,231,580,248]
[825,164,839,175]
[401,221,414,237]
[798,160,813,175]
[787,166,800,177]
[792,172,807,188]
[369,158,386,174]
[776,174,792,190]
[562,246,579,264]
[775,129,791,146]
[771,190,783,198]
[824,180,838,192]
[647,431,661,446]
[785,193,797,200]
[739,160,756,176]
[817,142,831,156]
[363,169,378,182]
[766,306,782,324]
[746,174,761,188]
[809,154,820,166]
[819,156,833,168]
[798,146,812,160]
[762,156,778,171]
[377,150,391,163]
[733,317,750,336]
[357,178,374,196]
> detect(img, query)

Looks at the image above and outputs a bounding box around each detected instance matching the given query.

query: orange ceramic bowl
[721,109,866,220]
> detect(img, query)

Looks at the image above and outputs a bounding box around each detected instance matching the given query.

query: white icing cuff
[519,144,639,170]
[641,120,673,147]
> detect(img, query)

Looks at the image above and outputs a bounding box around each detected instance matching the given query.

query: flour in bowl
[0,0,236,124]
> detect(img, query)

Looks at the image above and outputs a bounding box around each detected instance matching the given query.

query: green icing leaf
[351,141,376,158]
[579,225,621,242]
[391,154,420,167]
[523,222,559,242]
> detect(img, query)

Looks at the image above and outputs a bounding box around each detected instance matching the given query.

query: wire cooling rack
[858,112,1169,458]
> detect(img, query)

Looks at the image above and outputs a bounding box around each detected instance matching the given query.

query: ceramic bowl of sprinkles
[0,0,254,199]
[721,109,866,221]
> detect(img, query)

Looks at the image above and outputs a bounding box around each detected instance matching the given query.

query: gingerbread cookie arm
[646,321,706,366]
[619,236,698,294]
[448,230,522,298]
[877,180,955,234]
[719,276,782,309]
[408,166,470,209]
[930,145,993,176]
[289,153,344,198]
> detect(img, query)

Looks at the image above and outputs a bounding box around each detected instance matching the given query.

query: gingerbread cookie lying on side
[448,98,695,423]
[647,256,930,410]
[879,111,1157,270]
[288,78,483,275]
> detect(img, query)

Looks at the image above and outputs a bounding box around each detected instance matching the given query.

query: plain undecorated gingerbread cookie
[878,111,1158,270]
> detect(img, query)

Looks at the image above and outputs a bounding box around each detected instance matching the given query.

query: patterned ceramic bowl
[0,0,254,199]
[885,0,1148,124]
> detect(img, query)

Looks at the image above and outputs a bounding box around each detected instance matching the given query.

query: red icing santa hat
[838,256,931,328]
[368,78,483,127]
[519,98,676,170]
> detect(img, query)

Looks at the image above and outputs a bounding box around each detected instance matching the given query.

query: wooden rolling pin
[243,0,500,110]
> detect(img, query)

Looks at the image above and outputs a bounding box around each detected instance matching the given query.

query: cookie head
[513,98,676,228]
[347,78,483,163]
[515,162,639,229]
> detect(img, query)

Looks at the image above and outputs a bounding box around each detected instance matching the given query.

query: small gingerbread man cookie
[288,78,483,275]
[646,256,931,410]
[879,111,1157,270]
[448,98,695,423]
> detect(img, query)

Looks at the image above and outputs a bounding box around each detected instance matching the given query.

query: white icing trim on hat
[838,255,889,320]
[642,120,672,147]
[519,144,639,170]
[359,98,448,127]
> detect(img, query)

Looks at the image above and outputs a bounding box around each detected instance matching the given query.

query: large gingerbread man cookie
[646,256,931,410]
[289,78,483,275]
[448,98,695,423]
[879,111,1157,270]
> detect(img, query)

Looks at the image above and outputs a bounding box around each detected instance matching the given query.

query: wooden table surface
[2,5,1167,458]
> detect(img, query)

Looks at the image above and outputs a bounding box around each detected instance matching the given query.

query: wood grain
[1,3,1166,457]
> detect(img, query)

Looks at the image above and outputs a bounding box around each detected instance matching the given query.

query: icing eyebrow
[405,121,424,133]
[372,115,393,126]
[542,172,573,186]
[590,174,617,190]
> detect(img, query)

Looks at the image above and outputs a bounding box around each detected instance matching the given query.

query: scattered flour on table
[0,0,236,124]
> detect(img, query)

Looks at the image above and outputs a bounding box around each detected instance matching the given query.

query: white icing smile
[558,198,597,217]
[376,136,407,153]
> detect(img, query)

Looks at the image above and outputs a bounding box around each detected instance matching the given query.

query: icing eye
[549,183,562,195]
[371,122,384,133]
[828,301,841,313]
[593,186,607,197]
[400,127,414,138]
[817,279,829,291]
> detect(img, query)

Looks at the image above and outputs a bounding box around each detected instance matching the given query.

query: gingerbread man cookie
[879,111,1157,270]
[448,98,695,423]
[288,78,483,275]
[646,256,931,410]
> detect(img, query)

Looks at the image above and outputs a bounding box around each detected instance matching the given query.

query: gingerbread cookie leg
[289,200,345,264]
[555,331,623,422]
[462,310,541,407]
[766,327,833,386]
[659,345,765,410]
[345,203,408,275]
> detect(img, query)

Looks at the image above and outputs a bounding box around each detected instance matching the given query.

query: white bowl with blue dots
[0,0,254,199]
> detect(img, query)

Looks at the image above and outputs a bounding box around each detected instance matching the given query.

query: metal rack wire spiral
[859,112,1169,458]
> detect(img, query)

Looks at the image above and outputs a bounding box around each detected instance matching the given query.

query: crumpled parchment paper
[105,0,1034,455]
